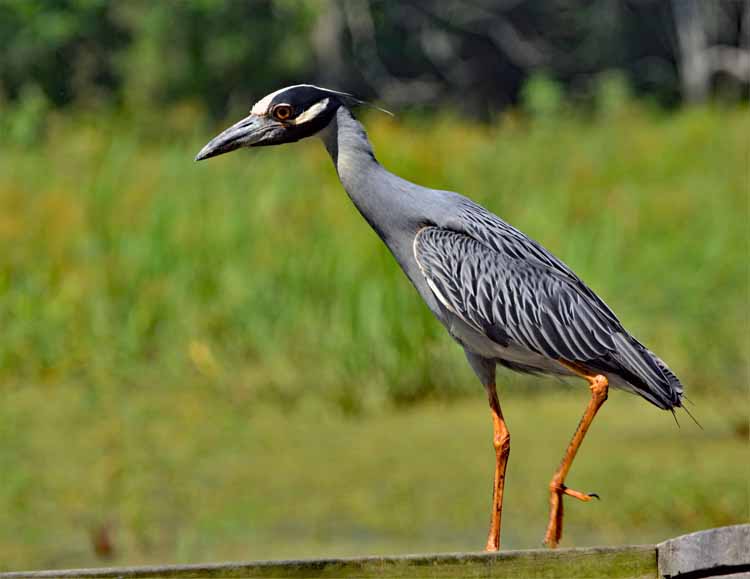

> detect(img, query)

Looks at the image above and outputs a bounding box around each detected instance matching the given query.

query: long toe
[563,487,600,502]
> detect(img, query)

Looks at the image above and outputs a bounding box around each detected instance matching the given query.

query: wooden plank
[0,545,657,579]
[658,524,750,579]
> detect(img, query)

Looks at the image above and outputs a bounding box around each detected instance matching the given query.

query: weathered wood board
[1,525,746,579]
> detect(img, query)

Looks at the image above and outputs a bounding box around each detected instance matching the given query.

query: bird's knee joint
[588,374,609,399]
[493,430,510,453]
[549,479,565,494]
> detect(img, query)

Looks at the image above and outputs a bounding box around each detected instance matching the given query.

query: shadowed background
[0,0,748,571]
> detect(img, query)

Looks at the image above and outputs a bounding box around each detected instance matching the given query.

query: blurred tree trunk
[673,0,750,102]
[312,1,348,89]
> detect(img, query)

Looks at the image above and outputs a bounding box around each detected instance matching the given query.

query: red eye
[272,104,293,121]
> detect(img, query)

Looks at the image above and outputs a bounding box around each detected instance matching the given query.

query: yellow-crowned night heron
[196,84,684,550]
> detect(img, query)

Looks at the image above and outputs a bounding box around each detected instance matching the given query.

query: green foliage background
[4,0,744,116]
[0,0,318,114]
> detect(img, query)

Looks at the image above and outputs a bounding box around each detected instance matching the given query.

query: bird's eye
[272,104,293,121]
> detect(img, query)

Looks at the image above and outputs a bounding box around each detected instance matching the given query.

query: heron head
[195,84,357,161]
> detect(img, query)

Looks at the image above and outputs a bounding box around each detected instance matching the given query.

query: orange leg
[485,384,511,552]
[543,361,609,548]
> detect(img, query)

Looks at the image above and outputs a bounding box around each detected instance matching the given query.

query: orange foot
[543,481,600,548]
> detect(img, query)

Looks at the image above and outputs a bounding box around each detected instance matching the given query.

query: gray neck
[319,106,378,186]
[318,107,426,243]
[317,106,449,319]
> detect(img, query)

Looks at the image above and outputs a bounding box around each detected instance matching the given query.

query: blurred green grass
[0,105,747,407]
[1,389,747,569]
[0,103,748,569]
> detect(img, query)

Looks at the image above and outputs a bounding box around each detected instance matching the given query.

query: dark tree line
[0,0,747,117]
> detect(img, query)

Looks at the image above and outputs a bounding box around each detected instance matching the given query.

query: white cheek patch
[291,98,330,125]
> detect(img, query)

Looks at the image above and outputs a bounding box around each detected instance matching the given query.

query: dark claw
[588,492,600,500]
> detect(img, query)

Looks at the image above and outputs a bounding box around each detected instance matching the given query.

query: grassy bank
[1,389,746,569]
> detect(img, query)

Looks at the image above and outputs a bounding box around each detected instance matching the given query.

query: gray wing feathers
[414,225,683,410]
[414,227,615,362]
[610,334,684,408]
[445,198,623,327]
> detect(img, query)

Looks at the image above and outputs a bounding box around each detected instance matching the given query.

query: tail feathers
[610,333,684,410]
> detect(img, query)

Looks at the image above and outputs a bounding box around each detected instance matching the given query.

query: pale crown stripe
[251,84,352,115]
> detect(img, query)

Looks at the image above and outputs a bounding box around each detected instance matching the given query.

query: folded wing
[413,225,683,409]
